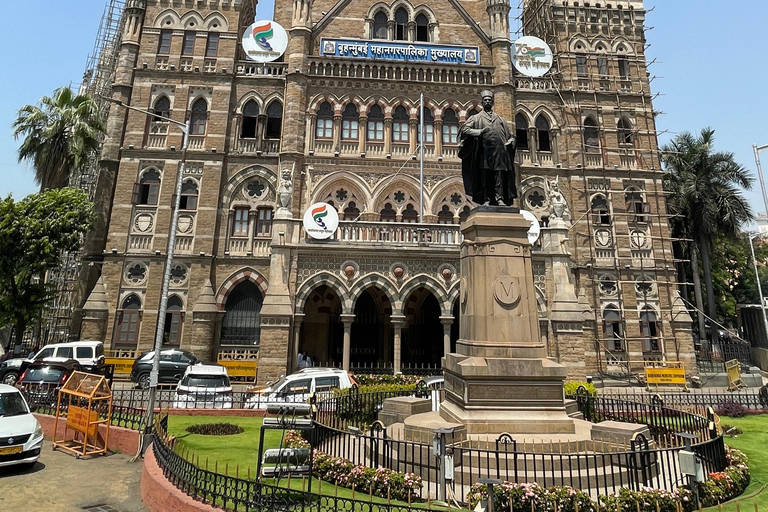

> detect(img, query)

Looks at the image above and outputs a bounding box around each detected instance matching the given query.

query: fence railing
[600,388,768,411]
[310,391,727,502]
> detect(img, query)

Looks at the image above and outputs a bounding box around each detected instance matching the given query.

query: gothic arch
[312,173,370,212]
[428,177,467,217]
[236,92,263,113]
[367,2,392,19]
[216,268,269,310]
[389,0,415,19]
[180,10,205,30]
[611,37,635,55]
[203,12,229,32]
[531,106,558,129]
[569,35,589,53]
[338,94,365,111]
[222,165,277,205]
[153,9,181,29]
[412,4,438,24]
[295,273,352,314]
[535,287,548,318]
[349,274,401,314]
[308,93,341,114]
[372,176,422,214]
[400,275,452,316]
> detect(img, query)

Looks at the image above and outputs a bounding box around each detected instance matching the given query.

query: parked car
[245,368,357,409]
[1,341,105,386]
[172,365,232,409]
[130,349,200,389]
[16,358,80,407]
[0,384,44,468]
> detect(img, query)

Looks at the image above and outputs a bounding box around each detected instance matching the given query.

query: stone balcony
[226,237,271,257]
[302,220,462,248]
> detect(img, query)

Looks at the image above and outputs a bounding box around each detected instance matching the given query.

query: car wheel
[1,371,18,385]
[137,373,151,389]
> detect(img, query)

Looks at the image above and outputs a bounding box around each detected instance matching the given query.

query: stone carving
[276,167,293,210]
[546,177,571,224]
[493,276,521,308]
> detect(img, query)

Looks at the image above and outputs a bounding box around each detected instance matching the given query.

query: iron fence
[310,391,727,502]
[600,388,768,411]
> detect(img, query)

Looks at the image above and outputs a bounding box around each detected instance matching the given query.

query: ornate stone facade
[80,0,695,383]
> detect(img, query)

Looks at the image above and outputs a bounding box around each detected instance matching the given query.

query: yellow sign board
[105,357,134,376]
[646,368,687,384]
[217,359,258,379]
[67,405,100,437]
[725,359,746,391]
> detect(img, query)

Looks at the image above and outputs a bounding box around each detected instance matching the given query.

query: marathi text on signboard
[320,38,480,65]
[67,405,100,437]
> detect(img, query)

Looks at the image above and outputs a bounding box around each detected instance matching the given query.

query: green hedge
[354,374,424,386]
[564,381,598,396]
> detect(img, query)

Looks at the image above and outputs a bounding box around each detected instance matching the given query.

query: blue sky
[2,1,767,214]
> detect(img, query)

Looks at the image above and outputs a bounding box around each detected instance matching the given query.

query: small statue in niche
[547,177,571,224]
[277,167,293,210]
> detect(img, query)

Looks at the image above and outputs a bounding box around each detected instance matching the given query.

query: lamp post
[752,143,768,223]
[102,96,190,454]
[748,232,768,347]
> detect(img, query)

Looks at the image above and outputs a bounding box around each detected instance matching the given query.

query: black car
[130,349,200,389]
[17,358,81,407]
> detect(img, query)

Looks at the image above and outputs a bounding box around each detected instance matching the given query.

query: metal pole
[419,92,425,222]
[748,233,768,346]
[753,144,768,222]
[142,120,190,450]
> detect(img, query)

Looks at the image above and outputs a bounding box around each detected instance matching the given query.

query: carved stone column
[391,315,406,374]
[341,313,355,370]
[440,315,454,358]
[434,120,443,158]
[292,313,304,372]
[80,277,110,343]
[358,115,367,155]
[384,118,393,158]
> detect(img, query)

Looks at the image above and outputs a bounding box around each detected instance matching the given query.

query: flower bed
[698,446,750,507]
[468,481,596,512]
[284,430,422,501]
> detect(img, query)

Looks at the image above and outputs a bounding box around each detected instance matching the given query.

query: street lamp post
[102,97,190,454]
[748,232,768,347]
[752,143,768,222]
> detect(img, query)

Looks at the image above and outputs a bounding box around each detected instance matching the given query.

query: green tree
[662,128,754,344]
[709,234,768,325]
[0,189,95,348]
[12,86,104,190]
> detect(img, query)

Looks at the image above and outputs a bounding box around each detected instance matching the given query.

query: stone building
[79,0,696,384]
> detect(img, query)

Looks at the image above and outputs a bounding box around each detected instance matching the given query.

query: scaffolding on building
[38,0,125,346]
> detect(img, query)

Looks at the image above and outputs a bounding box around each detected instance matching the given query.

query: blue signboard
[319,38,480,65]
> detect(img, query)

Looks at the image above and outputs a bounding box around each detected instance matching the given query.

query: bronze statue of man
[458,90,517,206]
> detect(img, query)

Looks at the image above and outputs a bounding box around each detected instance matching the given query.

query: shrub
[468,482,596,512]
[355,374,424,386]
[185,423,244,436]
[715,402,748,418]
[697,447,750,507]
[599,487,694,512]
[563,381,598,397]
[283,430,422,501]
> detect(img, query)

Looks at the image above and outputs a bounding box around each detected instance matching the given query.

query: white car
[245,368,357,409]
[173,365,233,409]
[0,384,44,468]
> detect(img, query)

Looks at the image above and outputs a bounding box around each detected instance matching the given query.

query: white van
[245,368,357,409]
[32,341,105,372]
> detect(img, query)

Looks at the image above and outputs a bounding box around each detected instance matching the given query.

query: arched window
[380,202,396,222]
[240,99,259,139]
[134,169,161,205]
[584,117,600,153]
[190,98,208,135]
[625,189,649,223]
[163,295,184,346]
[342,104,359,140]
[401,203,418,223]
[315,101,334,139]
[459,205,471,222]
[266,101,283,139]
[437,205,454,224]
[343,201,360,220]
[535,115,551,152]
[367,105,384,141]
[617,118,634,146]
[602,305,624,352]
[419,108,434,144]
[392,106,409,143]
[220,281,264,346]
[373,11,388,39]
[640,307,661,352]
[576,54,587,77]
[442,108,458,144]
[591,195,611,226]
[515,114,529,150]
[152,96,171,122]
[416,14,429,42]
[179,179,198,210]
[114,294,142,347]
[395,8,408,40]
[256,207,273,237]
[467,108,480,118]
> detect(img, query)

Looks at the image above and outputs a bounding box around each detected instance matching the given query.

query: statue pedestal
[438,207,575,434]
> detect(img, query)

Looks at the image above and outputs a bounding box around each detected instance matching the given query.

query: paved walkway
[0,440,148,512]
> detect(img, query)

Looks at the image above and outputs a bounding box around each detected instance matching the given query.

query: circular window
[170,264,189,286]
[526,189,546,209]
[125,262,148,285]
[393,190,406,204]
[246,180,265,197]
[335,188,348,202]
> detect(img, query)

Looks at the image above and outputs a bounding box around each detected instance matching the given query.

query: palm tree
[13,86,105,190]
[662,128,754,347]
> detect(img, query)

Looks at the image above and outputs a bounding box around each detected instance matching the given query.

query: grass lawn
[705,415,768,511]
[167,415,284,477]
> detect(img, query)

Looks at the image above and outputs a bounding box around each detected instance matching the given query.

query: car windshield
[268,376,287,392]
[24,367,64,383]
[0,391,29,417]
[181,375,229,387]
